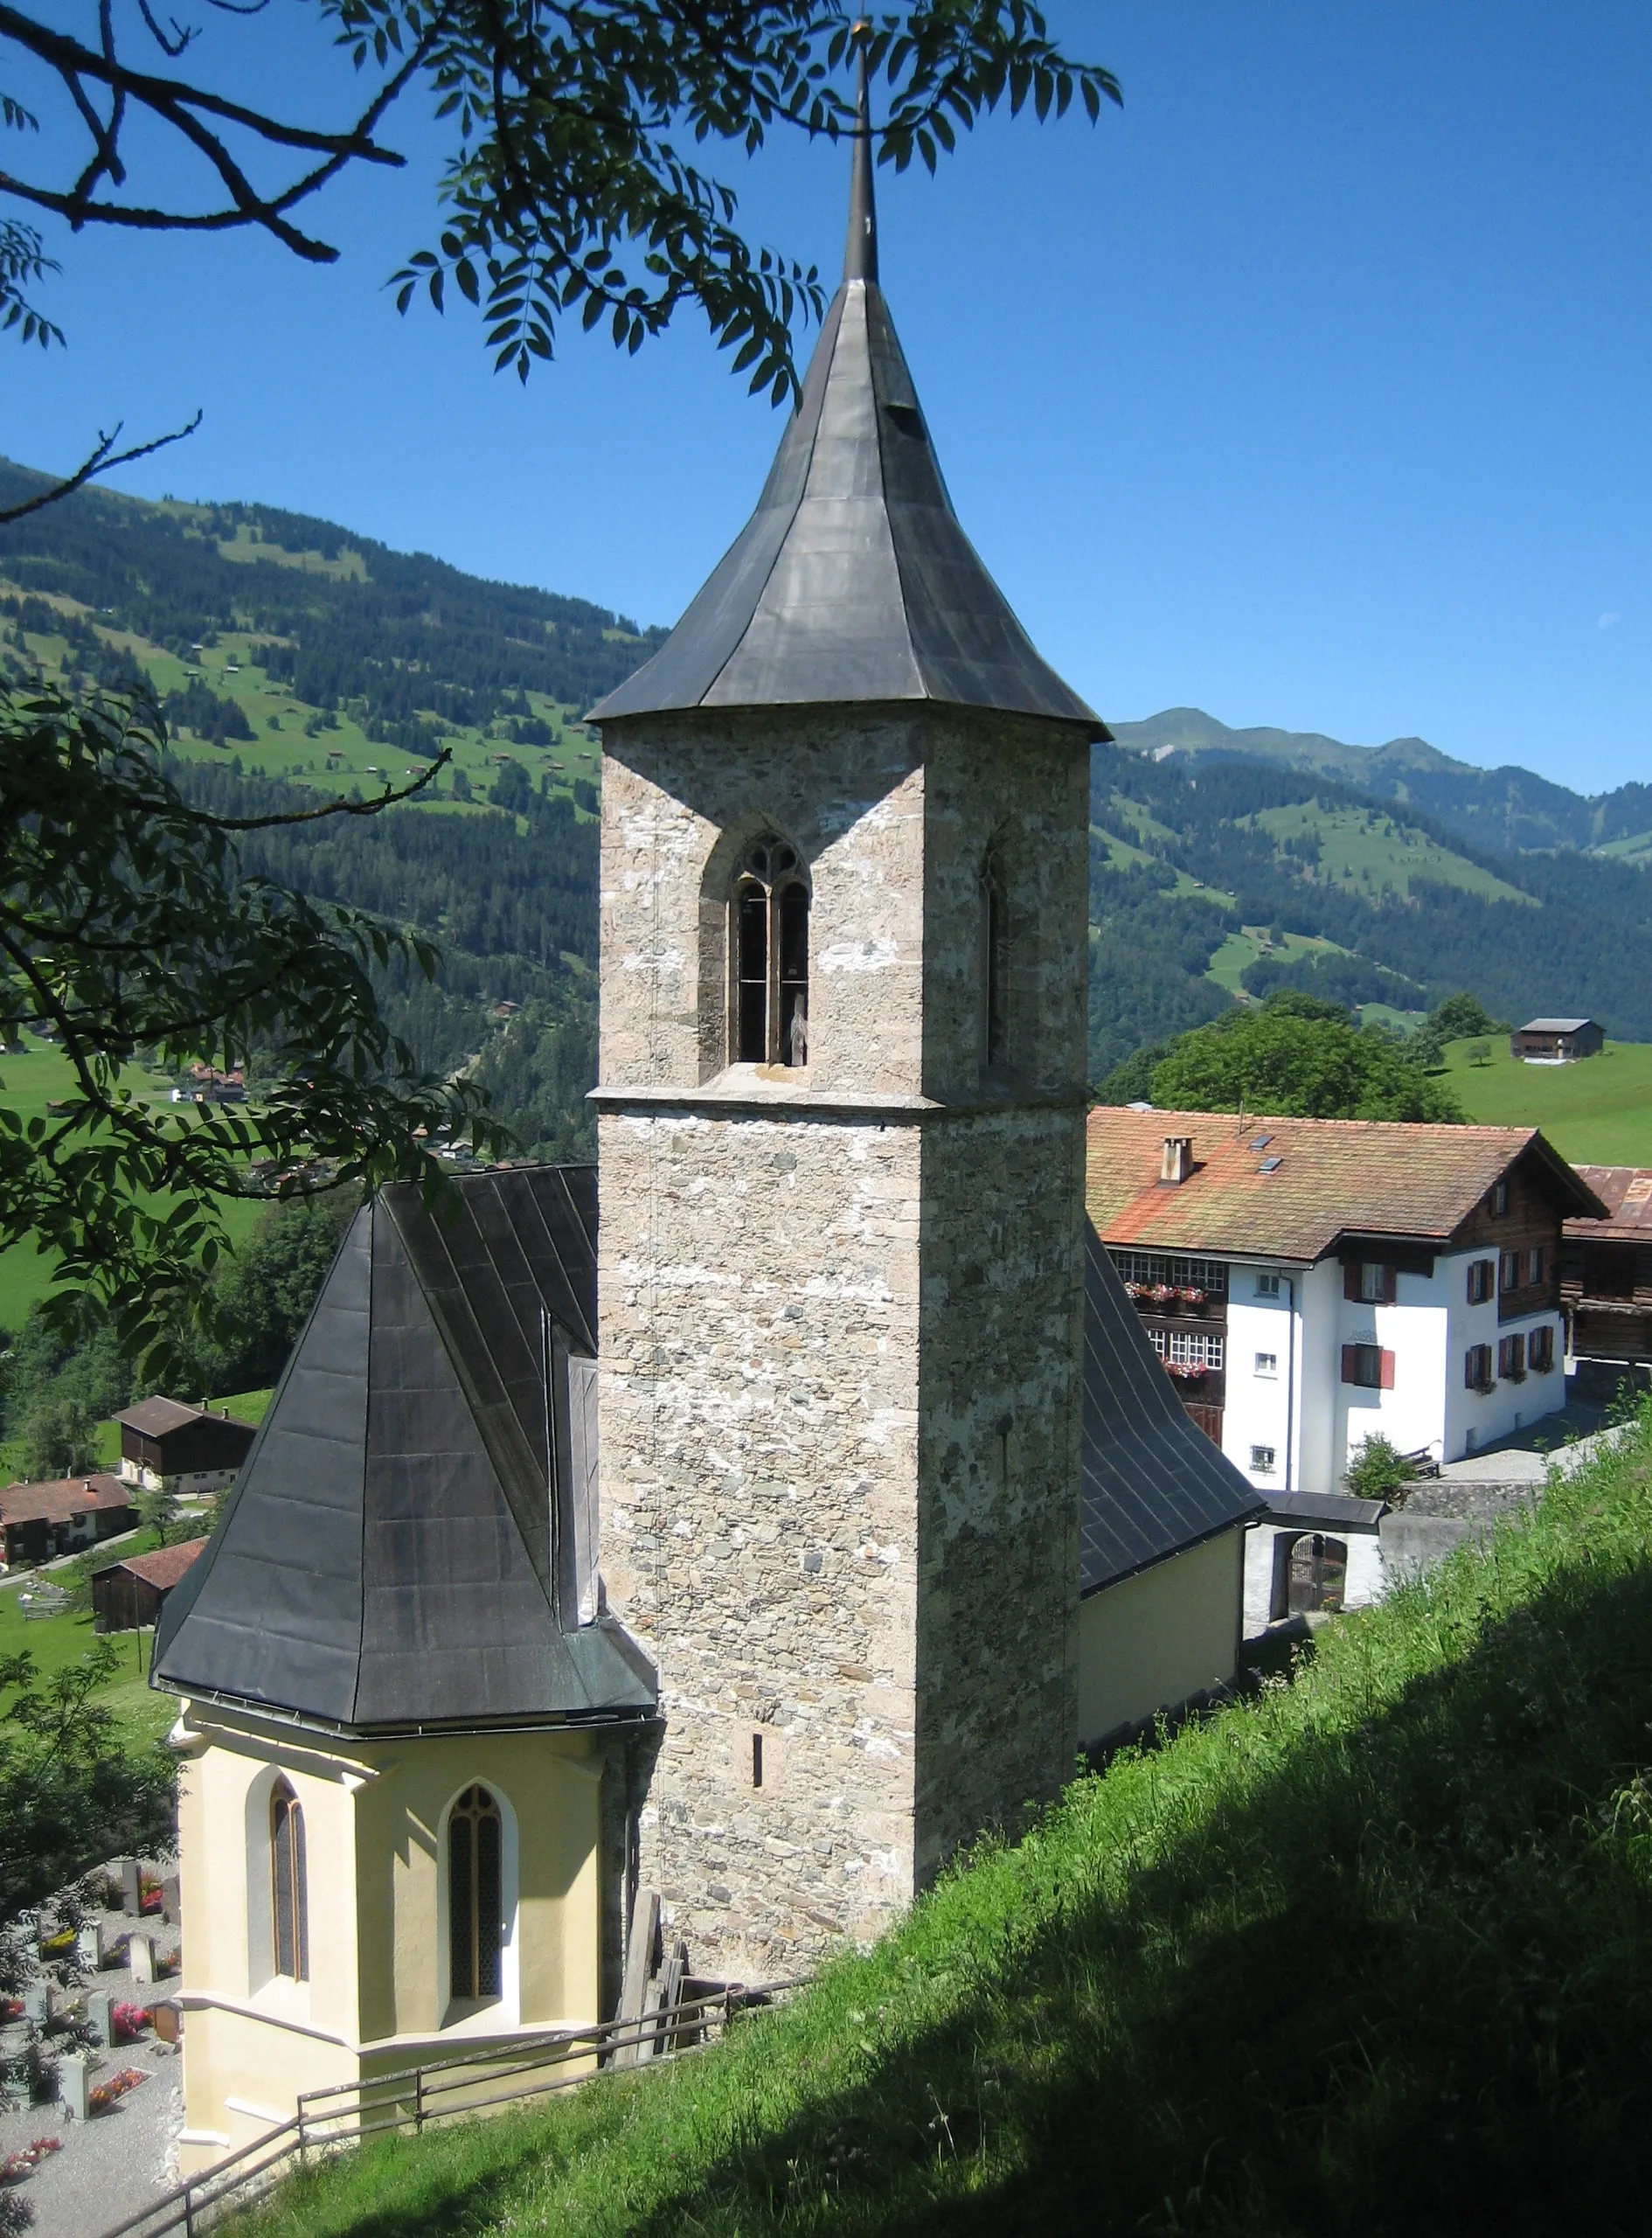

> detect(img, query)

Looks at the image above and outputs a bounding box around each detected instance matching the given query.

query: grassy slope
[1440,1035,1652,1163]
[1242,800,1535,905]
[243,1418,1652,2238]
[0,1035,267,1330]
[8,587,603,817]
[0,1539,174,1745]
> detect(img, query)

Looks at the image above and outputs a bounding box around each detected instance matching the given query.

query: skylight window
[1259,1156,1283,1174]
[1249,1134,1274,1150]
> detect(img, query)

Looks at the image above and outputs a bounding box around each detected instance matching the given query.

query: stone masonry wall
[915,1104,1086,1877]
[597,1105,924,1979]
[594,705,1092,1977]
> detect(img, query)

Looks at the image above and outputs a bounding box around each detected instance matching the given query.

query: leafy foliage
[0,1644,173,1915]
[1343,1431,1417,1502]
[388,5,1120,391]
[1147,1004,1465,1122]
[0,681,508,1366]
[0,2,1115,395]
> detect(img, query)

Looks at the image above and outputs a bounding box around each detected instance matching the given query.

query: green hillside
[1085,741,1652,1079]
[1440,1036,1652,1164]
[10,459,1652,1120]
[240,1410,1652,2236]
[1112,705,1652,859]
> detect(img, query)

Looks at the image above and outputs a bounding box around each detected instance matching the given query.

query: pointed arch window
[270,1779,308,1982]
[981,848,1009,1068]
[448,1784,503,2005]
[732,838,809,1067]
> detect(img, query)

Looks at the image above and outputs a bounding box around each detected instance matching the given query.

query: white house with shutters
[1086,1109,1606,1495]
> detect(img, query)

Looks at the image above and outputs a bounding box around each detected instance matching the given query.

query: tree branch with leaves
[1,2,1119,393]
[0,681,510,1371]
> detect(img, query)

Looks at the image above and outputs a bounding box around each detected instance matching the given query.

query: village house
[1510,1017,1605,1063]
[1560,1165,1652,1371]
[92,1536,209,1633]
[115,1398,257,1498]
[0,1473,135,1567]
[1086,1107,1605,1491]
[150,90,1264,2172]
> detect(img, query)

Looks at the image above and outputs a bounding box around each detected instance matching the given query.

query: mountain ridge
[1111,706,1652,858]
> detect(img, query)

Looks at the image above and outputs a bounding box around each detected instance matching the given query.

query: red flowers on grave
[111,2002,149,2044]
[87,2068,148,2115]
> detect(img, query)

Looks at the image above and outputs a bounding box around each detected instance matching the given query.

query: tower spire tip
[844,25,878,283]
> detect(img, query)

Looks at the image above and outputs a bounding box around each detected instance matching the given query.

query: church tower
[587,62,1106,1978]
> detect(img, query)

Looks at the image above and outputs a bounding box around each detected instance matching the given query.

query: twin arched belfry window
[733,838,809,1067]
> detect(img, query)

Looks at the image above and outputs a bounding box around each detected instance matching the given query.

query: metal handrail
[94,1978,804,2238]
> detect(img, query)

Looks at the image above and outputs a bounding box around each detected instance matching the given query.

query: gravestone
[128,1931,155,1984]
[161,1873,181,1926]
[76,1924,103,1970]
[87,1990,114,2047]
[22,1981,49,2026]
[59,2052,90,2122]
[119,1858,142,1916]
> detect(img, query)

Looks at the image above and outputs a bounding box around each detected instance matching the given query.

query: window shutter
[1343,1263,1360,1302]
[1382,1267,1398,1305]
[1341,1344,1357,1384]
[1379,1349,1396,1389]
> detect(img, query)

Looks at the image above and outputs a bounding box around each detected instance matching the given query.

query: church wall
[917,714,1093,1097]
[596,705,1091,1977]
[1075,1529,1246,1747]
[914,1102,1086,1876]
[598,1102,924,1980]
[600,706,927,1096]
[172,1707,609,2173]
[355,1728,604,2042]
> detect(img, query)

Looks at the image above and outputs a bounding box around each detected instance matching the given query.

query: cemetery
[0,1857,183,2235]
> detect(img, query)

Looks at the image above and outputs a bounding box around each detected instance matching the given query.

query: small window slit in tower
[752,1732,764,1790]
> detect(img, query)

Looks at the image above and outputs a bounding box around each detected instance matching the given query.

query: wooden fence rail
[94,1980,802,2238]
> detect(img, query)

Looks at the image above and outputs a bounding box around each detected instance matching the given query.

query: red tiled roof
[1086,1107,1604,1264]
[0,1474,133,1526]
[1565,1166,1652,1241]
[101,1538,208,1591]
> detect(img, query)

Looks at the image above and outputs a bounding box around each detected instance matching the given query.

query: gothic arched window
[448,1783,503,2004]
[980,848,1009,1068]
[732,838,809,1067]
[270,1779,308,1982]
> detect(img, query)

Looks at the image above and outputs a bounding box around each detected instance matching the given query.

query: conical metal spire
[587,48,1104,736]
[843,36,878,282]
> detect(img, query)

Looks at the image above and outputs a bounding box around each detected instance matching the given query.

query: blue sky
[7,2,1652,792]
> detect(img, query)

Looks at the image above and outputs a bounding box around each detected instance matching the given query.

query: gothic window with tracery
[270,1778,308,1982]
[732,838,809,1066]
[448,1784,503,2004]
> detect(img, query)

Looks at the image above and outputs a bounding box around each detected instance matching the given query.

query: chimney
[1160,1135,1194,1185]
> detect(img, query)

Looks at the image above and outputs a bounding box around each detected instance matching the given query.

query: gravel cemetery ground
[0,1873,184,2238]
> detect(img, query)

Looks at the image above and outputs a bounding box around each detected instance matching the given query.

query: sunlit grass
[239,1411,1652,2236]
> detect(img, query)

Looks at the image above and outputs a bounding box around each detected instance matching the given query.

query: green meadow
[0,1035,267,1331]
[1440,1033,1652,1164]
